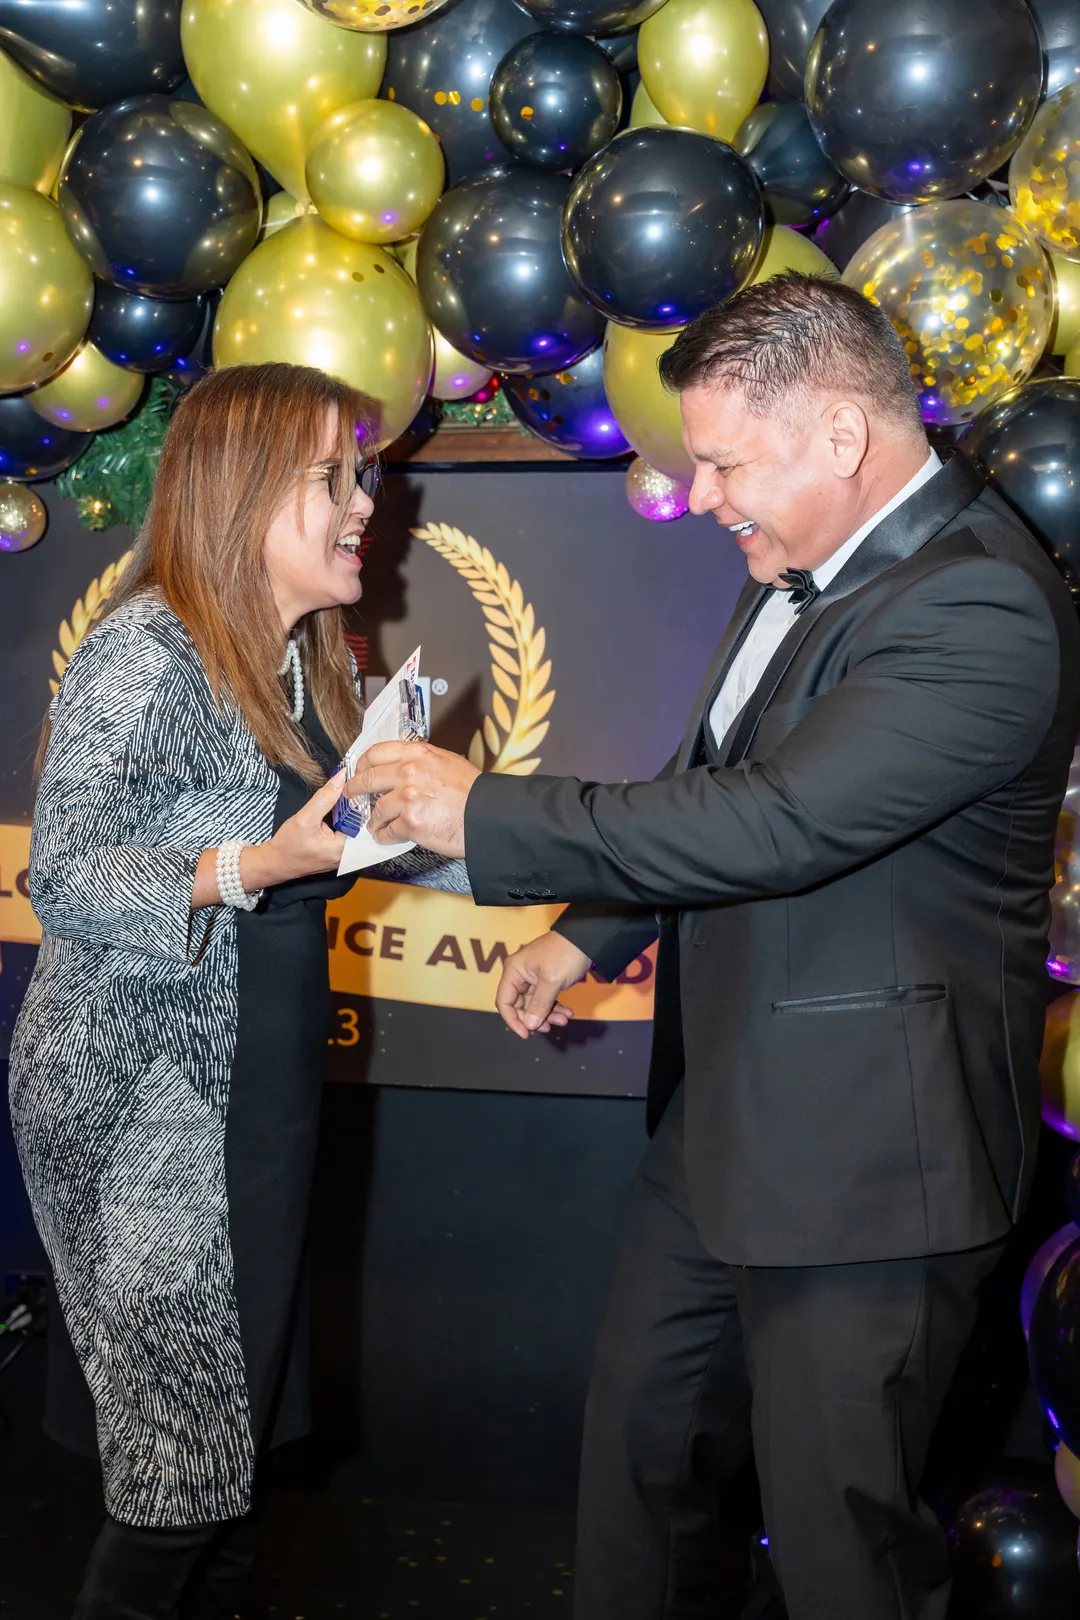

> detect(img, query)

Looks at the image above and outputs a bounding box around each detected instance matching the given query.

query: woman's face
[263,414,376,632]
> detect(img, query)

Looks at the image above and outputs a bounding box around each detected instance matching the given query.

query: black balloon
[754,0,831,101]
[418,166,604,374]
[514,0,662,36]
[491,34,622,171]
[89,283,206,374]
[1031,0,1080,98]
[963,378,1080,592]
[501,346,629,456]
[0,0,184,112]
[735,100,848,227]
[1030,1235,1080,1454]
[382,0,537,187]
[595,32,638,76]
[58,95,261,301]
[805,0,1044,203]
[0,396,91,482]
[811,190,915,271]
[563,126,764,330]
[948,1463,1080,1618]
[172,76,282,201]
[166,293,220,387]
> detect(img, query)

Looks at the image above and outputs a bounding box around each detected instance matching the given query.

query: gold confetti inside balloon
[181,0,386,201]
[214,215,433,448]
[0,182,93,394]
[603,321,690,482]
[296,0,452,31]
[1010,83,1080,263]
[625,456,690,521]
[843,200,1053,426]
[0,479,47,551]
[627,81,667,130]
[1051,251,1080,355]
[747,223,839,287]
[0,48,71,197]
[305,99,444,244]
[28,342,144,431]
[638,0,768,143]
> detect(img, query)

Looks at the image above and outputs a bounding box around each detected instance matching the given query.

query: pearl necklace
[279,638,304,723]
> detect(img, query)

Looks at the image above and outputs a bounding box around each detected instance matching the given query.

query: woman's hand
[242,768,347,890]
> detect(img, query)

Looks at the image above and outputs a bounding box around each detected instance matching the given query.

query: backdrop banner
[0,467,746,1093]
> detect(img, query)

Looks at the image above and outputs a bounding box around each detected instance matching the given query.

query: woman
[9,362,465,1619]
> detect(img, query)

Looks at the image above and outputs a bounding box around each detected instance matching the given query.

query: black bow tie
[778,568,821,615]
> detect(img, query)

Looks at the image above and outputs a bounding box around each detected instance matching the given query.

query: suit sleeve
[464,557,1063,908]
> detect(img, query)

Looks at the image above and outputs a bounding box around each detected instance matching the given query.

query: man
[348,274,1080,1619]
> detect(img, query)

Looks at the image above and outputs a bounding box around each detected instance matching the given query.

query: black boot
[73,1516,220,1620]
[183,1513,258,1620]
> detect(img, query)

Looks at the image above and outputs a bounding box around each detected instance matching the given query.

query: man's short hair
[658,272,924,434]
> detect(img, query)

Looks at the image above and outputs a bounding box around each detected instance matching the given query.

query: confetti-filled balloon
[604,321,689,481]
[844,200,1053,425]
[1010,84,1080,264]
[0,395,92,480]
[502,347,629,458]
[28,342,144,432]
[0,48,71,197]
[296,0,453,32]
[625,456,689,520]
[0,0,185,111]
[0,479,47,550]
[735,100,848,228]
[490,34,622,172]
[0,183,93,395]
[638,0,768,143]
[305,99,444,244]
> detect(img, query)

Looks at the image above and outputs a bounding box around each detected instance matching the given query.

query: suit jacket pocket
[772,984,947,1013]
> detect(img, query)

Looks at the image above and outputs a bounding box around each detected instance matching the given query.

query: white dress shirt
[708,449,941,747]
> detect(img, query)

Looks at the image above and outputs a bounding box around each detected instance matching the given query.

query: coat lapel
[719,453,987,767]
[676,575,770,772]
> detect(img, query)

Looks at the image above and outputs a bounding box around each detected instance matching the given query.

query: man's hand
[345,741,480,857]
[495,931,591,1039]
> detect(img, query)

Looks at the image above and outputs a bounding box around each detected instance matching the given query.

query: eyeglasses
[309,456,383,504]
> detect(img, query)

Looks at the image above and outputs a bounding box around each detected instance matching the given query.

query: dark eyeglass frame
[309,456,382,504]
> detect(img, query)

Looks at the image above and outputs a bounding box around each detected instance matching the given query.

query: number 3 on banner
[329,1006,360,1047]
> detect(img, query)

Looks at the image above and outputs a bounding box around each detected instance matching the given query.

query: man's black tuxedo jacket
[464,455,1080,1266]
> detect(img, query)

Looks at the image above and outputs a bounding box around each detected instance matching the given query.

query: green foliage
[55,378,184,532]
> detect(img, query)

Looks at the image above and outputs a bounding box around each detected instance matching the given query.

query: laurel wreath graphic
[414,522,553,776]
[49,550,134,695]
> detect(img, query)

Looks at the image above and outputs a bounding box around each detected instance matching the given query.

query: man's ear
[825,401,870,478]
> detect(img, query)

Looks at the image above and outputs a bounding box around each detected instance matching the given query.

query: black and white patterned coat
[8,592,466,1526]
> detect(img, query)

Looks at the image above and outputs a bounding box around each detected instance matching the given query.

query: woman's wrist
[239,842,280,893]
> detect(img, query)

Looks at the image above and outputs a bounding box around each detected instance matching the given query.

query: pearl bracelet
[215,840,263,911]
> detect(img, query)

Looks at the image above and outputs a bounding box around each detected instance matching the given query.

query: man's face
[681,382,859,586]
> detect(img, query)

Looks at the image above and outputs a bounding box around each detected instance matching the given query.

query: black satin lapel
[676,576,770,772]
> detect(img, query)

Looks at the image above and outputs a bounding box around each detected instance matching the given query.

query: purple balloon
[1021,1222,1079,1337]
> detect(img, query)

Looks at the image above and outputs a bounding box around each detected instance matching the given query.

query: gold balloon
[28,342,144,432]
[214,215,433,447]
[748,223,839,286]
[1057,1444,1080,1517]
[628,81,668,130]
[0,48,71,197]
[1010,82,1080,263]
[394,237,418,278]
[603,321,691,483]
[181,0,386,200]
[0,481,47,552]
[260,192,315,242]
[0,182,92,394]
[296,0,452,33]
[430,328,490,400]
[638,0,768,143]
[1050,251,1080,355]
[306,99,444,244]
[844,200,1053,427]
[1040,989,1080,1140]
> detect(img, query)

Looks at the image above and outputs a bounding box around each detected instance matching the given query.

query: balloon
[0,49,71,197]
[417,166,604,373]
[1050,254,1080,356]
[1010,84,1080,264]
[181,0,385,200]
[28,342,144,432]
[0,0,184,112]
[89,285,206,374]
[963,378,1080,587]
[805,0,1044,204]
[734,101,848,228]
[0,183,93,395]
[501,346,630,457]
[165,294,218,387]
[261,193,310,242]
[1030,1236,1080,1456]
[748,223,839,287]
[638,0,768,143]
[595,33,638,76]
[0,481,47,551]
[811,192,914,273]
[627,81,666,129]
[170,73,282,200]
[0,396,92,481]
[382,0,536,186]
[625,455,689,520]
[1049,750,1080,984]
[948,1464,1080,1618]
[1057,1443,1080,1516]
[1040,990,1080,1140]
[1021,1223,1080,1337]
[1030,0,1080,98]
[296,0,453,33]
[753,0,830,102]
[490,34,622,172]
[515,0,664,37]
[58,96,261,300]
[430,330,492,400]
[603,320,690,481]
[306,100,444,244]
[1067,1149,1080,1227]
[214,217,433,448]
[562,127,764,329]
[843,200,1053,426]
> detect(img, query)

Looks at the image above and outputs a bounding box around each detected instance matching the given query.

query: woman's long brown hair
[91,363,371,785]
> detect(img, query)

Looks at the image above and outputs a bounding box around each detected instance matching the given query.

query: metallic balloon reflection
[27,341,144,432]
[489,34,622,172]
[734,100,848,227]
[0,0,185,112]
[637,0,768,144]
[0,395,91,480]
[305,99,444,244]
[0,182,93,395]
[603,320,690,482]
[296,0,452,31]
[625,455,689,520]
[502,347,629,458]
[1029,0,1080,98]
[947,1465,1080,1618]
[811,191,913,273]
[843,201,1052,425]
[0,479,47,551]
[754,0,830,102]
[1049,750,1080,986]
[1010,84,1080,263]
[0,46,71,196]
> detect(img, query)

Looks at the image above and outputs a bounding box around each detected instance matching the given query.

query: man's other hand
[345,741,480,857]
[495,931,592,1039]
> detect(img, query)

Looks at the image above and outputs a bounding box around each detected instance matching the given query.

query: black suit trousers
[575,1089,1004,1620]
